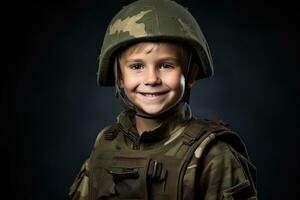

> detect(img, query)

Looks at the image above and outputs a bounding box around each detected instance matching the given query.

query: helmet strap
[114,58,136,111]
[182,50,193,103]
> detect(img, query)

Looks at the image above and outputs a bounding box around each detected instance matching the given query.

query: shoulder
[184,118,232,143]
[192,118,231,132]
[200,140,242,170]
[188,118,249,159]
[185,117,247,173]
[189,120,258,198]
[69,158,90,199]
[195,139,257,199]
[185,117,254,178]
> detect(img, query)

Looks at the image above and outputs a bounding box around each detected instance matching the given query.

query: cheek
[122,73,139,90]
[164,73,185,92]
[118,67,137,89]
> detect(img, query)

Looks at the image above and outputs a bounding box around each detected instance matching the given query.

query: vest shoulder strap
[92,123,120,154]
[182,118,248,158]
[183,118,228,141]
[103,123,120,140]
[178,118,256,199]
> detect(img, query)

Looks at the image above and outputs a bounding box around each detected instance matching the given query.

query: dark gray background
[4,0,299,199]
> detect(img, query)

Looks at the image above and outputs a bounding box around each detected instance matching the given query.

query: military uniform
[69,0,257,199]
[69,102,257,199]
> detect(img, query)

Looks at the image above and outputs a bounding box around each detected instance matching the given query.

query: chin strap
[181,50,193,104]
[135,101,183,119]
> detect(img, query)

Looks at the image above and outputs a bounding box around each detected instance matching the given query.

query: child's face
[118,42,186,116]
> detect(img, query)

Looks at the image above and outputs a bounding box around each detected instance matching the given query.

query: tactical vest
[88,118,257,200]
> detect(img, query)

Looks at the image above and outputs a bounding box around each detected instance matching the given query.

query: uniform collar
[116,102,193,147]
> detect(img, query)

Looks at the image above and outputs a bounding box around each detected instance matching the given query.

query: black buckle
[147,160,167,181]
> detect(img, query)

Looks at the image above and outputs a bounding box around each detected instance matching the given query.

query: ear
[188,63,199,88]
[117,76,124,88]
[115,59,124,88]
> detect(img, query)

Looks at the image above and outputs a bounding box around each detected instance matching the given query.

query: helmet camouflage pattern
[97,0,214,86]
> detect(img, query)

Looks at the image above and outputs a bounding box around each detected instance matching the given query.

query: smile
[140,92,167,96]
[138,91,168,102]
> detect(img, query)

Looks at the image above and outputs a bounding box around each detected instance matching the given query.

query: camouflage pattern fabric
[97,0,213,86]
[69,102,257,199]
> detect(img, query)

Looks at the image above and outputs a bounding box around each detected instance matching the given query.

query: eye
[129,64,143,70]
[159,63,174,69]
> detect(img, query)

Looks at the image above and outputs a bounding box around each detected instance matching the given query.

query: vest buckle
[147,160,167,181]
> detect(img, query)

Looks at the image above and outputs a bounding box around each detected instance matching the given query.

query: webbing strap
[182,125,206,145]
[178,119,250,199]
[103,124,120,140]
[182,119,232,145]
[178,130,214,199]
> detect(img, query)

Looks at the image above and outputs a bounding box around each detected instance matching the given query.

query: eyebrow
[124,59,144,64]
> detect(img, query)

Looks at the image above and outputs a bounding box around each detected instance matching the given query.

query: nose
[143,68,161,86]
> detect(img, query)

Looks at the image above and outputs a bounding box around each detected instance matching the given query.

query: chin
[139,106,169,116]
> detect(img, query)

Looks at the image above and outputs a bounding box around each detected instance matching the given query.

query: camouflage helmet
[97,0,214,86]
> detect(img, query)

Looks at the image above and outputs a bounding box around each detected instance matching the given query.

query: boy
[69,0,257,199]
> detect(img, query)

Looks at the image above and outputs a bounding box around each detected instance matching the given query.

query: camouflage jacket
[69,102,257,199]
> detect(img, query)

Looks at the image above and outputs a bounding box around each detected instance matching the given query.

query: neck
[135,115,161,135]
[134,102,185,135]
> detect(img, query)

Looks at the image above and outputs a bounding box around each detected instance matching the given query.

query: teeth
[139,92,167,97]
[143,93,159,96]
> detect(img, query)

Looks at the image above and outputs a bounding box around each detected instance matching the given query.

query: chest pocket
[94,155,179,200]
[94,156,151,200]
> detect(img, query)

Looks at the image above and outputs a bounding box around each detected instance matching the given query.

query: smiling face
[118,42,187,116]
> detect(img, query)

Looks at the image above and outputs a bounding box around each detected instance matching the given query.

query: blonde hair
[117,41,193,77]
